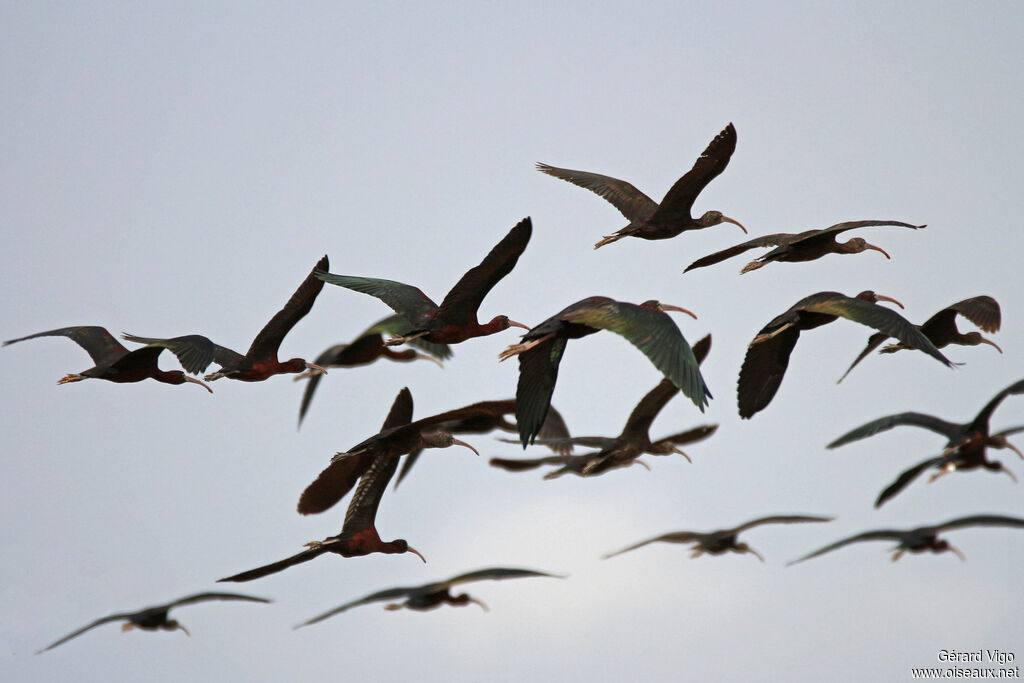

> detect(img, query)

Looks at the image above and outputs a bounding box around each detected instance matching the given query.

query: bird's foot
[57,374,86,385]
[740,260,765,274]
[879,344,902,354]
[672,447,693,463]
[203,371,228,381]
[750,323,793,347]
[594,234,623,249]
[498,334,551,361]
[385,331,428,347]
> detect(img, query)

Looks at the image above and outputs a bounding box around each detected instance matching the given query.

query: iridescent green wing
[536,164,659,222]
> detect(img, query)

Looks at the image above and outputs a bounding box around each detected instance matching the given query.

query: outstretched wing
[792,220,924,246]
[316,274,439,325]
[536,163,659,222]
[836,331,888,384]
[434,217,532,328]
[437,567,563,589]
[165,592,271,609]
[787,529,907,565]
[684,233,794,272]
[36,611,137,653]
[874,456,944,508]
[559,301,710,412]
[653,123,738,222]
[620,379,680,440]
[936,514,1024,533]
[295,587,419,626]
[489,455,572,472]
[920,295,1001,341]
[217,546,329,583]
[801,296,952,368]
[969,378,1024,433]
[247,255,329,362]
[738,324,800,419]
[603,531,703,559]
[121,333,216,375]
[827,412,966,448]
[516,337,568,447]
[732,515,833,534]
[5,326,127,366]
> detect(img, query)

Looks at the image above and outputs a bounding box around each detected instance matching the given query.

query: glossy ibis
[125,256,330,383]
[492,335,717,477]
[838,295,1002,383]
[219,389,427,583]
[604,515,832,562]
[295,568,563,626]
[737,291,953,419]
[788,515,1024,564]
[36,592,270,653]
[683,219,924,274]
[315,218,531,346]
[295,314,450,427]
[827,378,1024,457]
[500,297,711,447]
[4,326,212,392]
[537,123,745,248]
[394,400,572,489]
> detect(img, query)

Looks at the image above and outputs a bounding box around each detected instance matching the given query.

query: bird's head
[386,539,426,563]
[961,332,1003,353]
[988,434,1023,459]
[421,431,480,455]
[843,237,890,259]
[450,593,489,611]
[700,210,747,233]
[486,315,531,332]
[855,291,904,309]
[639,300,698,319]
[733,542,765,562]
[283,359,328,376]
[172,372,213,393]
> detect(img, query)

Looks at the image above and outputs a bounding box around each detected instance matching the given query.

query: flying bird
[491,335,717,477]
[218,389,427,583]
[603,515,832,562]
[683,220,924,274]
[36,592,270,653]
[737,291,953,419]
[315,218,531,346]
[837,295,1002,383]
[295,568,563,627]
[827,378,1024,457]
[537,123,745,249]
[500,297,711,448]
[4,326,212,392]
[127,255,330,383]
[788,515,1024,564]
[295,314,450,427]
[394,400,572,489]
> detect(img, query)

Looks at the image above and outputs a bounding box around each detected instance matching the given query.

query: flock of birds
[10,123,1022,652]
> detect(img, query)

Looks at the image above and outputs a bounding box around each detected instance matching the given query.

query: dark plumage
[537,123,744,248]
[491,335,716,477]
[295,568,564,626]
[604,515,832,562]
[838,295,1002,383]
[4,325,212,392]
[218,389,427,583]
[788,515,1024,564]
[315,218,531,346]
[684,220,924,274]
[738,291,953,419]
[500,297,711,448]
[295,314,450,427]
[36,592,270,653]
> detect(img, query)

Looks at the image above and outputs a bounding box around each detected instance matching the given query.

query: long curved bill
[980,338,1003,353]
[866,244,891,259]
[722,216,747,234]
[1005,441,1023,460]
[414,352,445,368]
[452,438,480,456]
[304,362,328,376]
[947,543,966,562]
[469,597,490,612]
[185,375,213,393]
[507,320,531,331]
[873,294,904,309]
[656,303,698,319]
[407,545,427,563]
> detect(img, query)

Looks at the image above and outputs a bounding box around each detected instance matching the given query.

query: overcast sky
[3,3,1022,681]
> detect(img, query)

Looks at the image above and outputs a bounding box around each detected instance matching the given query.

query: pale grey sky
[3,3,1022,681]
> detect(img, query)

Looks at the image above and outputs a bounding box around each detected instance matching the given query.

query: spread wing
[560,301,710,412]
[836,332,888,384]
[653,123,738,222]
[120,333,217,374]
[936,514,1024,533]
[434,217,532,327]
[684,233,794,272]
[5,326,127,366]
[217,546,329,583]
[970,378,1024,432]
[536,163,659,222]
[787,529,908,565]
[165,592,271,608]
[603,531,704,559]
[247,255,328,362]
[738,324,800,419]
[732,515,833,534]
[36,611,138,653]
[295,586,420,626]
[874,456,944,508]
[315,274,439,325]
[827,412,965,448]
[920,295,1001,340]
